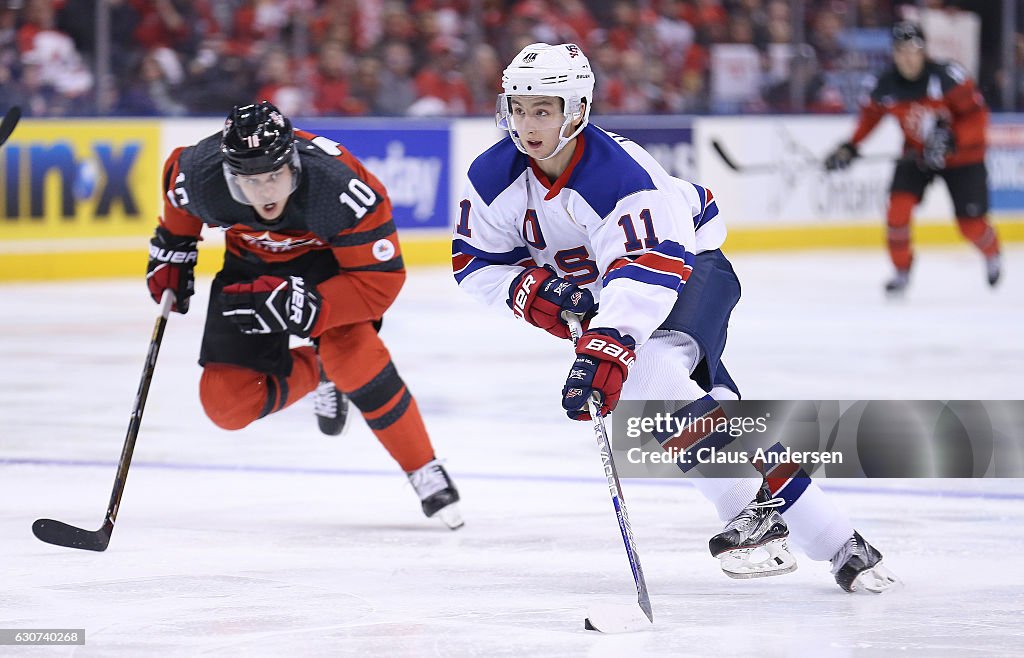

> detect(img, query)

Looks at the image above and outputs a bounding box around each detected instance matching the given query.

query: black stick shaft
[32,291,174,551]
[0,106,22,147]
[105,289,175,528]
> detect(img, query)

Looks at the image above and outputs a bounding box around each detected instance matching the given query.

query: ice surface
[1,246,1023,657]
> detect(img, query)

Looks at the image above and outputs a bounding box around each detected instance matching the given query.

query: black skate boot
[313,368,349,436]
[709,480,797,579]
[830,530,899,593]
[884,269,910,296]
[986,254,1002,287]
[408,459,464,530]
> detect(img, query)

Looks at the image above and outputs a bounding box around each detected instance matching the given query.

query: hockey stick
[32,290,175,551]
[563,312,653,631]
[0,106,22,147]
[711,138,900,174]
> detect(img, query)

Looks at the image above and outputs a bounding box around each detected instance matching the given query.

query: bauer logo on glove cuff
[149,245,198,264]
[512,272,538,319]
[583,337,636,369]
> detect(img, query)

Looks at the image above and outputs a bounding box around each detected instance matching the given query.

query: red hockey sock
[886,192,917,271]
[318,322,436,472]
[956,216,1001,257]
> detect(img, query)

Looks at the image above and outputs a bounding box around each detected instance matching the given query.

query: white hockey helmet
[497,42,594,161]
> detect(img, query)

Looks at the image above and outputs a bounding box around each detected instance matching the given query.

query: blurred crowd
[1,0,1022,118]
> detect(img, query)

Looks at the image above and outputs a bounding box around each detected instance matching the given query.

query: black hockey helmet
[221,100,297,176]
[892,21,925,48]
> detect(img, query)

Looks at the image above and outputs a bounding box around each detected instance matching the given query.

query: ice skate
[831,530,899,593]
[408,459,464,530]
[313,367,349,436]
[986,254,1002,287]
[884,269,910,296]
[709,481,797,579]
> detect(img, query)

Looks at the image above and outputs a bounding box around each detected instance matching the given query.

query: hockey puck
[584,617,597,631]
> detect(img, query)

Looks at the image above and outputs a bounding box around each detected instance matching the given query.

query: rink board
[2,115,1024,281]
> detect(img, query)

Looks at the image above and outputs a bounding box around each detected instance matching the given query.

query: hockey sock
[773,479,855,562]
[886,192,917,271]
[319,321,435,472]
[347,362,435,472]
[690,477,763,523]
[956,216,1001,257]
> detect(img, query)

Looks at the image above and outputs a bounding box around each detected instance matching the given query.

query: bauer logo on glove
[220,275,325,338]
[507,265,595,339]
[561,328,636,420]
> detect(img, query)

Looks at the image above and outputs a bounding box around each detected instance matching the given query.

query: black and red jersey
[158,129,405,328]
[851,60,987,167]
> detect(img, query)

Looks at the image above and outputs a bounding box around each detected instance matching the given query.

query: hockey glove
[220,275,324,338]
[561,328,636,420]
[824,142,858,171]
[922,121,955,171]
[508,265,595,339]
[146,225,198,313]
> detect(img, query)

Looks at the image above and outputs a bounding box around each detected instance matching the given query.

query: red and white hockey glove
[508,265,595,339]
[561,328,636,420]
[146,226,197,313]
[220,275,324,338]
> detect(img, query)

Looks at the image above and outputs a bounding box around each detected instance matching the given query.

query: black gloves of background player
[824,142,859,171]
[507,264,595,339]
[922,120,955,171]
[220,275,324,338]
[147,225,198,313]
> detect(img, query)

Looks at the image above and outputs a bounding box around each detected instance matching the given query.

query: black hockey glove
[220,275,324,338]
[824,142,858,171]
[146,225,197,313]
[922,121,955,171]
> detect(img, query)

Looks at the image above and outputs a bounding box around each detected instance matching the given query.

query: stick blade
[32,518,111,552]
[583,603,653,633]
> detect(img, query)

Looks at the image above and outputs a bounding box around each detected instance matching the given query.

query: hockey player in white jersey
[453,42,897,593]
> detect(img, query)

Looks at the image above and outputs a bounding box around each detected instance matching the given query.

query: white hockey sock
[780,481,855,561]
[690,476,762,523]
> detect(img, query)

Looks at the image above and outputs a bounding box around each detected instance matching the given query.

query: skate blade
[434,503,465,530]
[850,562,900,594]
[719,539,798,579]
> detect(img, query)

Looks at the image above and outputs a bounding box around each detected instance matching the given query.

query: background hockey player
[146,101,462,529]
[825,21,1001,295]
[453,42,896,592]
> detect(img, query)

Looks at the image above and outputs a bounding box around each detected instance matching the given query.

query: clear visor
[223,149,301,206]
[495,94,579,131]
